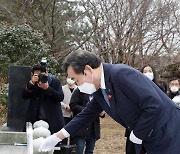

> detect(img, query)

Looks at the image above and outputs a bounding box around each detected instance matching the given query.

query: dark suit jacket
[70,88,100,140]
[22,75,64,134]
[64,63,180,153]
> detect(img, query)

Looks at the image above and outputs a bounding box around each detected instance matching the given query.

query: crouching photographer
[22,58,65,134]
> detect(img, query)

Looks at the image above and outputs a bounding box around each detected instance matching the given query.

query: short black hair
[31,64,44,74]
[63,50,101,74]
[168,77,180,84]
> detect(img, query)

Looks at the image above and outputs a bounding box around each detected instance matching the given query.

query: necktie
[101,89,110,107]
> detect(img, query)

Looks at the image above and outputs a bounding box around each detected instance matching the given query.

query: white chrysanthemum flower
[33,120,49,129]
[33,126,51,139]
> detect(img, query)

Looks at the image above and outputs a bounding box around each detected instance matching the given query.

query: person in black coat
[22,64,64,134]
[70,88,105,154]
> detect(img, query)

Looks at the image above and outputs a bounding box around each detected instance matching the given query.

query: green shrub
[0,84,8,125]
[0,23,50,78]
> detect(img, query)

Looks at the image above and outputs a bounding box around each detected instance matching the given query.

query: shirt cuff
[61,128,70,138]
[129,130,142,144]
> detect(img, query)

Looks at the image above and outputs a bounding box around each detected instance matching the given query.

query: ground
[94,115,126,154]
[0,114,126,154]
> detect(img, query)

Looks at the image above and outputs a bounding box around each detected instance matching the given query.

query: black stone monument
[6,65,31,131]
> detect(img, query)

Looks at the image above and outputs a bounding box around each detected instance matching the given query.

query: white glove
[129,130,142,144]
[172,95,180,105]
[39,134,61,152]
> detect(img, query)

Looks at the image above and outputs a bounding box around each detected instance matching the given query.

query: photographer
[22,61,65,134]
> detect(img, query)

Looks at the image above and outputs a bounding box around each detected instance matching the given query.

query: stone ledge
[1,123,24,132]
[0,145,27,154]
[0,131,27,143]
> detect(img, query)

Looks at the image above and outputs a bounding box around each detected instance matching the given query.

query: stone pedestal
[0,131,27,154]
[0,145,27,154]
[1,123,24,132]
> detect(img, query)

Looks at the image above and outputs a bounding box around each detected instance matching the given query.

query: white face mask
[67,78,75,85]
[143,72,154,81]
[170,86,179,93]
[78,82,96,94]
[78,71,96,95]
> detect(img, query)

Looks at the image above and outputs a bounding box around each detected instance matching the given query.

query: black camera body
[38,57,48,83]
[40,57,47,72]
[38,72,48,83]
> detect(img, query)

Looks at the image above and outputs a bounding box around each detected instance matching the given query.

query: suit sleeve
[116,67,164,140]
[64,98,103,136]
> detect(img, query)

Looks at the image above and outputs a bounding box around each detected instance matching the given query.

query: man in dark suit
[39,51,180,154]
[22,64,64,134]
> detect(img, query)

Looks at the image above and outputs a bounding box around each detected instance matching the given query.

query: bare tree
[0,0,88,59]
[77,0,180,68]
[0,0,179,68]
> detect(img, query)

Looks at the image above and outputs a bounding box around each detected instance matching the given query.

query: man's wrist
[52,134,62,142]
[54,128,70,140]
[61,128,70,138]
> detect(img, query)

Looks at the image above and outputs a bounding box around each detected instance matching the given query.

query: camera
[38,72,48,83]
[40,57,47,72]
[38,57,48,83]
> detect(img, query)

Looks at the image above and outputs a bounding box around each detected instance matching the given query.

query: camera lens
[38,73,48,83]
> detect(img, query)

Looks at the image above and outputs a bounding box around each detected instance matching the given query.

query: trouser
[74,135,96,154]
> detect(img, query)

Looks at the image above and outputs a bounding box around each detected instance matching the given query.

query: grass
[94,115,126,154]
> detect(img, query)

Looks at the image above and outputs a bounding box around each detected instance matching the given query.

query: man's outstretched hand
[39,134,61,152]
